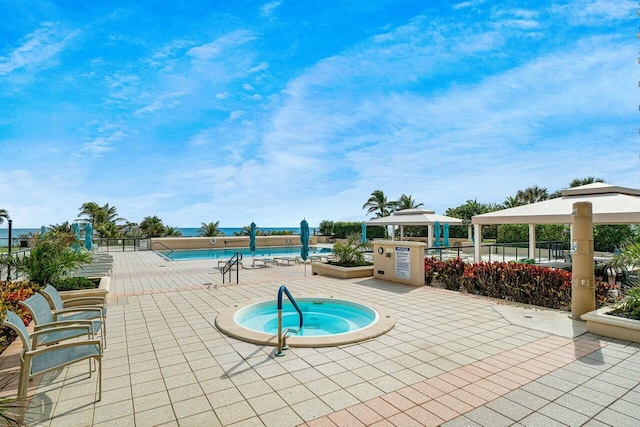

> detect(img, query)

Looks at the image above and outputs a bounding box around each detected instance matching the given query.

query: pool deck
[0,250,639,426]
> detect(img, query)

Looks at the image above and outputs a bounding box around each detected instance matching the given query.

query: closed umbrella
[249,222,256,252]
[361,223,367,243]
[249,222,256,263]
[72,222,81,252]
[443,223,450,247]
[40,225,46,241]
[84,223,93,251]
[300,219,310,276]
[434,221,441,248]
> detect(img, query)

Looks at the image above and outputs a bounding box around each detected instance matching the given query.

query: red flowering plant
[0,280,38,354]
[424,257,438,286]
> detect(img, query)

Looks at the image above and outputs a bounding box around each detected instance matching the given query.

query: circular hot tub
[215,296,395,347]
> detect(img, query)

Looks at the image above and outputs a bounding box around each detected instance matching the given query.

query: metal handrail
[221,252,242,284]
[152,241,174,254]
[275,285,303,357]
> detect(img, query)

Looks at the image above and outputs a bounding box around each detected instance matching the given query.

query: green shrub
[331,234,372,267]
[610,286,640,320]
[52,277,97,291]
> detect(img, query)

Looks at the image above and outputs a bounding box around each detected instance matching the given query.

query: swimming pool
[235,299,377,336]
[157,246,332,261]
[215,296,396,347]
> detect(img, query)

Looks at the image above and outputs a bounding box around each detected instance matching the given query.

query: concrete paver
[0,250,639,426]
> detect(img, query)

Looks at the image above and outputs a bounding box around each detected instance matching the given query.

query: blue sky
[0,0,636,228]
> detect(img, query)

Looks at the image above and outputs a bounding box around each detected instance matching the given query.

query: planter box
[58,276,110,306]
[581,307,640,343]
[311,263,373,279]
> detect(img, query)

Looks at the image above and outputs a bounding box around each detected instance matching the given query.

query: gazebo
[365,209,463,247]
[471,183,640,262]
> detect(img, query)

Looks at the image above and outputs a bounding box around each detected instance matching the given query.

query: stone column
[473,223,482,262]
[571,202,595,319]
[528,223,536,260]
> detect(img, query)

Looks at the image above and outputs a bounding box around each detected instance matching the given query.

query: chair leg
[97,356,102,402]
[17,362,30,401]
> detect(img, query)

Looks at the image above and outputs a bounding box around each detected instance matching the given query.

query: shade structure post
[528,224,536,260]
[571,202,595,319]
[473,224,482,262]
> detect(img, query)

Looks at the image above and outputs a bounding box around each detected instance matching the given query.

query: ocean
[0,226,309,240]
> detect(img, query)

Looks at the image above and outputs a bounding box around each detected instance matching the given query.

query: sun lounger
[274,256,297,265]
[252,258,277,267]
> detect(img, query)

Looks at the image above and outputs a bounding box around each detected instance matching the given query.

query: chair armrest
[26,339,102,357]
[62,297,106,306]
[54,307,104,316]
[33,320,95,331]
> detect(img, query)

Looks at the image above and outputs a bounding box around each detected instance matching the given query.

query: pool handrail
[275,285,303,357]
[152,241,174,254]
[221,252,242,284]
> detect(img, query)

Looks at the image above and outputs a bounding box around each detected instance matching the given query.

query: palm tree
[78,202,125,226]
[139,216,166,237]
[363,190,397,218]
[396,194,424,210]
[0,208,9,225]
[515,186,549,205]
[78,202,102,225]
[570,177,605,188]
[483,202,504,212]
[48,222,73,234]
[164,226,183,237]
[503,196,521,208]
[95,222,120,238]
[197,221,224,237]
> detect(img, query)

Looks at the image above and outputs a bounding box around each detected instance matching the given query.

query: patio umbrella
[72,222,81,253]
[443,223,450,247]
[40,225,46,241]
[84,223,93,251]
[249,222,256,263]
[361,223,367,243]
[434,221,441,247]
[300,219,310,276]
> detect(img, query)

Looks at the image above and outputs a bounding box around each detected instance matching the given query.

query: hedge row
[425,258,616,310]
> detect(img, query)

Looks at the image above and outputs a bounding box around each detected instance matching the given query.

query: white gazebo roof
[472,183,640,225]
[365,209,464,226]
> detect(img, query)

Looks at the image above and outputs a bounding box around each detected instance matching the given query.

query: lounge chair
[1,310,102,402]
[252,258,277,267]
[274,256,297,265]
[40,284,107,347]
[19,293,104,349]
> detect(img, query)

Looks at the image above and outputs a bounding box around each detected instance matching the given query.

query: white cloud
[0,22,79,76]
[260,1,282,18]
[551,0,635,26]
[186,30,256,61]
[248,62,269,74]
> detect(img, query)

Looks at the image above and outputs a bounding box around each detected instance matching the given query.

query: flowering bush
[425,258,616,311]
[0,280,38,354]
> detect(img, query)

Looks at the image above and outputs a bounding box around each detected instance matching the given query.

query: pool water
[234,298,378,337]
[158,246,331,261]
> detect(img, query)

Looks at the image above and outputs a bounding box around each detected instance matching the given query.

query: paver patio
[1,250,639,426]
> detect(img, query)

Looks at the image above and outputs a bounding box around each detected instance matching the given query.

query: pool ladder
[275,285,303,357]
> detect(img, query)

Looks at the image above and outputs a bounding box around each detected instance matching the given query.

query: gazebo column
[428,224,434,248]
[400,225,404,241]
[528,224,536,261]
[571,202,595,319]
[473,224,482,262]
[467,225,473,241]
